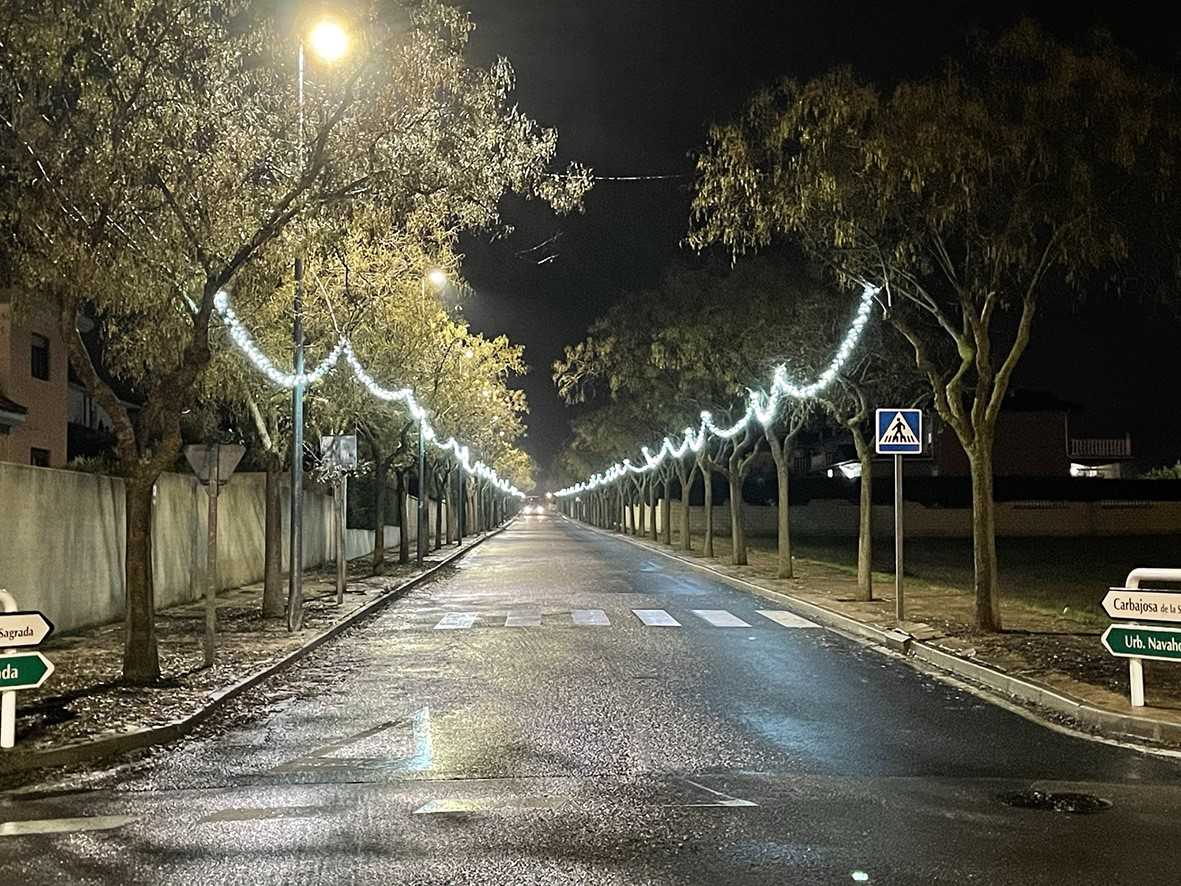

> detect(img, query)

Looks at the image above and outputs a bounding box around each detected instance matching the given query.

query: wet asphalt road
[2,515,1180,885]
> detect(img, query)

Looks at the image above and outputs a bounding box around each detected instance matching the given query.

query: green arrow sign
[0,652,54,690]
[1102,624,1181,663]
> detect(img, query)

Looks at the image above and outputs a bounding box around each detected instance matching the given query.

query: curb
[566,517,1181,747]
[2,524,510,776]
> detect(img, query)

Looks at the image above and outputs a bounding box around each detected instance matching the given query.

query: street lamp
[308,19,349,62]
[289,16,350,633]
[416,268,447,566]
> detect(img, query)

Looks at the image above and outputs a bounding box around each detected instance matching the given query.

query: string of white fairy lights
[555,283,879,498]
[213,290,525,499]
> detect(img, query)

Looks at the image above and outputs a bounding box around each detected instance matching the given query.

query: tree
[554,264,766,552]
[690,21,1181,629]
[1,0,588,682]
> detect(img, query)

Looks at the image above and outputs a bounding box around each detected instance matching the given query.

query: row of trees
[554,257,921,599]
[557,21,1181,631]
[1,1,586,682]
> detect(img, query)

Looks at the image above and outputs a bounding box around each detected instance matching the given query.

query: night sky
[454,2,1181,481]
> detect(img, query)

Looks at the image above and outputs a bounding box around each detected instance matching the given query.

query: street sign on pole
[875,409,923,455]
[1102,624,1181,663]
[1,589,54,750]
[876,409,923,622]
[0,611,54,648]
[1102,588,1181,624]
[0,652,55,691]
[1101,567,1181,707]
[321,435,357,605]
[184,443,246,668]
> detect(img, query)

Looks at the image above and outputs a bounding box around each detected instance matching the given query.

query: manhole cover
[999,789,1111,815]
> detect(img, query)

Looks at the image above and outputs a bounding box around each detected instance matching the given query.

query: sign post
[184,444,246,668]
[0,589,55,749]
[1101,567,1181,707]
[876,409,923,622]
[320,435,357,605]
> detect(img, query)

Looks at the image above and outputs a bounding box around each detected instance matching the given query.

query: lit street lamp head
[427,268,448,290]
[307,19,349,63]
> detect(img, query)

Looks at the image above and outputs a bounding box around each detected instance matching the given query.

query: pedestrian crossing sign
[875,408,923,455]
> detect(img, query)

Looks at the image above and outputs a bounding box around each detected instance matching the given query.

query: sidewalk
[605,523,1181,746]
[2,529,500,773]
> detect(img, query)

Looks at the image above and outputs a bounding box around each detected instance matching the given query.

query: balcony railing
[1069,436,1133,459]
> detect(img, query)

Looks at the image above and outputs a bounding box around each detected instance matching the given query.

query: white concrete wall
[639,498,1181,540]
[0,463,438,633]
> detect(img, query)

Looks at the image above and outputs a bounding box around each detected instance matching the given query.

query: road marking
[0,815,136,837]
[505,611,541,627]
[572,609,610,626]
[202,805,341,823]
[757,609,820,629]
[273,707,433,774]
[691,609,750,628]
[413,797,562,814]
[677,779,759,808]
[434,612,478,630]
[633,609,681,627]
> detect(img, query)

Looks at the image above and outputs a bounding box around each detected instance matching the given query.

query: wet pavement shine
[2,515,1179,884]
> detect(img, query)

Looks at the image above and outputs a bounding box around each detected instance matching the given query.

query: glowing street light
[307,19,349,63]
[426,268,448,290]
[289,15,352,633]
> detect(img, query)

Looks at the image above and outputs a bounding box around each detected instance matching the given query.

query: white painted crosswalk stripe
[423,607,820,631]
[633,609,681,627]
[691,609,750,628]
[572,609,610,626]
[434,612,478,630]
[757,609,820,628]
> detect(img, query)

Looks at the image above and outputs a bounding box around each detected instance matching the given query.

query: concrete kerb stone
[1,523,511,775]
[567,516,1181,747]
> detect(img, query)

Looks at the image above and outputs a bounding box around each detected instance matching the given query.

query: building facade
[0,296,69,467]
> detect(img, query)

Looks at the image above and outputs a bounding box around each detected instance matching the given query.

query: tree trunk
[397,470,409,565]
[637,481,647,536]
[774,455,791,578]
[765,422,799,580]
[372,457,389,574]
[728,473,747,566]
[434,477,443,551]
[660,476,672,545]
[262,458,285,617]
[647,480,658,540]
[969,439,1002,630]
[123,475,160,684]
[678,465,695,552]
[702,464,715,558]
[854,435,873,601]
[445,472,455,545]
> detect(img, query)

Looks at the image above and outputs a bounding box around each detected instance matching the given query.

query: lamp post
[288,18,349,632]
[415,270,447,566]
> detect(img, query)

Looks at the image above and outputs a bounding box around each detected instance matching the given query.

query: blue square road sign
[876,409,923,455]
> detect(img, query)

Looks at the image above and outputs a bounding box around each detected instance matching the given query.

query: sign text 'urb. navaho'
[1102,624,1181,663]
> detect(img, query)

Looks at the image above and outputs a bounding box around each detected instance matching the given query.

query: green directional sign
[1102,624,1181,663]
[0,651,54,691]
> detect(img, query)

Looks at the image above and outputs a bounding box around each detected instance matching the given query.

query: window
[30,448,50,467]
[31,333,50,381]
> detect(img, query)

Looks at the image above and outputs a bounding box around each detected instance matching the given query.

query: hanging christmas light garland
[214,290,525,498]
[556,283,879,498]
